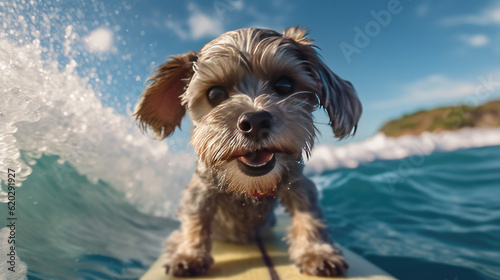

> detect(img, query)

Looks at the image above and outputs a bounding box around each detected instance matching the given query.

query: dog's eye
[207,86,229,107]
[273,77,293,95]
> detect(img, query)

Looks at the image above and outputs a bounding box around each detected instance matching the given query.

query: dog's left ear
[283,27,362,139]
[134,52,197,139]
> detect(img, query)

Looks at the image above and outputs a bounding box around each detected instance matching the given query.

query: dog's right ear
[283,26,362,139]
[134,52,197,139]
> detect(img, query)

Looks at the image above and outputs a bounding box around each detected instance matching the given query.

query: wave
[0,228,28,280]
[315,145,500,280]
[305,128,500,175]
[0,154,176,280]
[0,37,195,217]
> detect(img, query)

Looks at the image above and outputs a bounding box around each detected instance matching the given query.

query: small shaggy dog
[135,26,362,277]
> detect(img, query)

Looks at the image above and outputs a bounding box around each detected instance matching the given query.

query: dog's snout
[238,111,273,139]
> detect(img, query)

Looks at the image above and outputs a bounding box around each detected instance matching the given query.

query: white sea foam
[0,37,195,217]
[305,128,500,175]
[0,228,27,280]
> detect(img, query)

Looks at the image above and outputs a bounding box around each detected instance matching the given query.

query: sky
[4,0,500,148]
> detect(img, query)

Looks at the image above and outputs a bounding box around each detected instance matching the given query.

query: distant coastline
[380,100,500,137]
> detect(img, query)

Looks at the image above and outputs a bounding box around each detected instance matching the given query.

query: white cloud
[442,3,500,26]
[371,75,476,109]
[416,2,430,17]
[188,10,223,40]
[165,19,189,40]
[165,4,223,41]
[84,28,113,53]
[459,34,490,47]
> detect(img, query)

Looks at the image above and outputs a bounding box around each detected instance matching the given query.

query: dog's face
[135,27,362,196]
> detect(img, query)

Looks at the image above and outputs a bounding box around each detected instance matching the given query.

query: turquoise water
[12,154,175,279]
[315,145,500,280]
[5,145,500,280]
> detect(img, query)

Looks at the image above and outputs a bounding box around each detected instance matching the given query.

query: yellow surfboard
[141,217,397,280]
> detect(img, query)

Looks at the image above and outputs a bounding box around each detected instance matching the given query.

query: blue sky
[10,0,500,148]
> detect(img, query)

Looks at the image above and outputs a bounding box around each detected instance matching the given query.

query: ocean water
[1,145,500,280]
[312,145,500,280]
[2,1,500,279]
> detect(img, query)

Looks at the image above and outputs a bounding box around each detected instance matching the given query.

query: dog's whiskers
[276,90,313,105]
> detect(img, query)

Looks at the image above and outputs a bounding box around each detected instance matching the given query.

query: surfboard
[141,217,397,280]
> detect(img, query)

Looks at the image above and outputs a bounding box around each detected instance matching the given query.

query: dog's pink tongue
[239,151,274,167]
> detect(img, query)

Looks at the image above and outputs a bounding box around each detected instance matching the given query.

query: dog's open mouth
[237,150,276,177]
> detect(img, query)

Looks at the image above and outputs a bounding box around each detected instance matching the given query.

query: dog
[134,26,362,277]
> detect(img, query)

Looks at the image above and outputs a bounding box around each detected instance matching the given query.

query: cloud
[165,19,189,40]
[161,1,292,41]
[459,34,490,47]
[165,4,223,40]
[416,2,430,17]
[84,28,113,53]
[441,3,500,26]
[371,75,476,109]
[188,8,223,40]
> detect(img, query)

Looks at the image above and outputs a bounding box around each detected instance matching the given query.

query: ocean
[1,144,500,280]
[311,145,500,280]
[2,1,500,279]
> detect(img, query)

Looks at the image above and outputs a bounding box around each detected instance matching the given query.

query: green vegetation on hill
[380,100,500,137]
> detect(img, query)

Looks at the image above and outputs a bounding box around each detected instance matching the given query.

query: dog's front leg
[163,172,216,277]
[280,176,348,277]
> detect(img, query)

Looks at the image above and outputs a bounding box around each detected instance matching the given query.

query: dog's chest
[210,193,277,243]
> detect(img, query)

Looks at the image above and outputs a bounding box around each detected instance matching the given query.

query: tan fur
[135,27,361,277]
[283,26,314,45]
[135,52,197,139]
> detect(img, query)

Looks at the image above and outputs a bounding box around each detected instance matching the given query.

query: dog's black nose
[238,111,273,139]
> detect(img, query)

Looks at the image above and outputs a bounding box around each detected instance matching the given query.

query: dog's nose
[238,111,273,139]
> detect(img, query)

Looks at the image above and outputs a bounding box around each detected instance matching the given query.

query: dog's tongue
[239,151,275,167]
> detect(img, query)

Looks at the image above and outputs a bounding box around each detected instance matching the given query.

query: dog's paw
[294,243,348,277]
[164,253,214,277]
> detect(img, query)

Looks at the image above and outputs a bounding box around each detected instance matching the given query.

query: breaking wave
[0,36,194,217]
[305,128,500,175]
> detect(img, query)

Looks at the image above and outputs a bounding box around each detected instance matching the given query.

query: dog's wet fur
[134,27,362,277]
